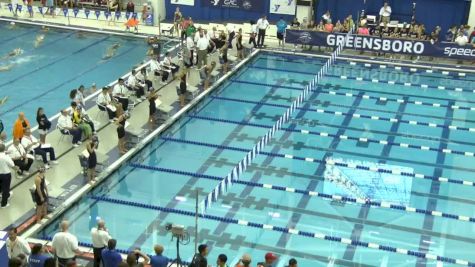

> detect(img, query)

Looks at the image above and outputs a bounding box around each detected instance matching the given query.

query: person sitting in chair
[21,128,57,169]
[8,138,33,178]
[96,87,116,121]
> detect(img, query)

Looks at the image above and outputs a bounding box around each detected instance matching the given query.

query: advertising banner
[201,0,264,12]
[170,0,195,6]
[269,0,296,15]
[285,30,475,60]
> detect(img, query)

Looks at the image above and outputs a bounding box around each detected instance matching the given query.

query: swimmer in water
[102,43,120,59]
[7,22,16,29]
[0,64,13,72]
[3,48,23,59]
[0,96,8,105]
[41,26,50,32]
[34,34,45,47]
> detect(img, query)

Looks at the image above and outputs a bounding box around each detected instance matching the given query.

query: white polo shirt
[113,84,128,97]
[257,18,269,30]
[7,144,27,160]
[379,6,391,17]
[0,152,14,174]
[186,36,195,51]
[127,75,138,88]
[91,228,111,248]
[52,231,79,259]
[6,236,31,258]
[57,114,73,130]
[97,92,112,105]
[21,134,40,152]
[196,37,209,51]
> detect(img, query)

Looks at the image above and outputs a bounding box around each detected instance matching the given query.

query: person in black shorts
[148,89,160,127]
[219,45,228,73]
[87,136,98,184]
[236,28,244,60]
[34,166,48,224]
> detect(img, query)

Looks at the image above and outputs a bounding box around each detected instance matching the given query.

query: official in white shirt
[256,15,269,47]
[196,31,209,68]
[96,87,116,120]
[57,109,82,147]
[112,78,130,111]
[127,69,145,99]
[91,219,112,267]
[22,127,57,168]
[379,2,392,23]
[52,220,80,267]
[135,68,153,91]
[186,36,195,66]
[8,138,33,177]
[6,228,30,259]
[0,143,14,208]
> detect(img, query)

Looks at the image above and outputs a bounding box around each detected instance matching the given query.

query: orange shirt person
[12,112,30,140]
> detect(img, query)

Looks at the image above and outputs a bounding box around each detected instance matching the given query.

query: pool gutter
[22,48,261,249]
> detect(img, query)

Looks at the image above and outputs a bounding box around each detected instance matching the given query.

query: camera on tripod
[165,223,186,238]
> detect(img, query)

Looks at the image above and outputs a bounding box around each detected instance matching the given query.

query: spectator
[6,228,30,259]
[315,21,325,32]
[58,109,82,147]
[12,112,30,141]
[430,26,441,43]
[178,73,187,108]
[71,102,95,135]
[125,16,139,34]
[322,10,331,24]
[86,136,98,183]
[36,107,51,144]
[126,0,134,13]
[249,20,258,48]
[22,127,57,169]
[288,258,297,267]
[127,69,145,100]
[445,25,457,42]
[276,17,287,47]
[28,243,52,267]
[126,250,150,267]
[102,239,123,267]
[343,15,354,32]
[97,86,117,121]
[208,26,217,40]
[217,254,228,267]
[235,254,252,267]
[33,166,48,224]
[190,244,208,267]
[8,138,33,177]
[333,20,343,33]
[256,15,269,47]
[324,21,334,32]
[0,143,14,208]
[196,31,209,68]
[236,28,244,59]
[69,86,86,107]
[113,78,130,112]
[379,2,392,23]
[290,17,300,29]
[173,7,182,36]
[455,31,469,46]
[91,219,112,267]
[52,220,80,267]
[8,257,23,267]
[150,244,169,267]
[186,20,197,41]
[357,24,369,35]
[180,17,192,41]
[469,26,475,43]
[262,252,278,267]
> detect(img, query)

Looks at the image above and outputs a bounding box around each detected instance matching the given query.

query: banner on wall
[169,0,195,5]
[269,0,296,15]
[285,30,475,60]
[201,0,264,12]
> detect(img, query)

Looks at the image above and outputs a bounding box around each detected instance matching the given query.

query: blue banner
[201,0,264,12]
[16,4,22,12]
[95,10,100,19]
[63,8,68,16]
[125,11,130,19]
[7,3,12,12]
[104,10,110,19]
[285,30,475,61]
[27,5,33,13]
[38,6,43,14]
[73,8,79,17]
[84,9,90,18]
[115,11,120,19]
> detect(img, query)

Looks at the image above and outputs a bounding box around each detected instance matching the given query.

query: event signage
[285,30,475,60]
[269,0,296,15]
[170,0,195,6]
[201,0,264,12]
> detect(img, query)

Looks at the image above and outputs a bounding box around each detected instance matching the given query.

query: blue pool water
[0,21,177,135]
[38,52,475,266]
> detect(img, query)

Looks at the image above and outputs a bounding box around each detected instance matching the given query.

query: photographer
[125,249,150,267]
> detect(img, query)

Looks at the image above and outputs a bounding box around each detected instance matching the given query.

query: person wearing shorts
[276,17,288,47]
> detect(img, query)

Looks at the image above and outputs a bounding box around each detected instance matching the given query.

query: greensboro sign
[285,30,475,60]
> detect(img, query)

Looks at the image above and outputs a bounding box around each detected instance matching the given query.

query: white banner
[170,0,195,6]
[269,0,296,15]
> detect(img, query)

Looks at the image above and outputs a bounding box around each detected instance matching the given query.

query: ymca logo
[211,0,220,5]
[242,0,252,9]
[274,4,280,11]
[298,32,312,44]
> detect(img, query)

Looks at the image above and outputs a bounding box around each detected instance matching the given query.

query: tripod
[168,234,184,267]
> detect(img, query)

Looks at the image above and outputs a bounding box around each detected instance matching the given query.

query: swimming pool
[37,51,475,266]
[0,20,178,134]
